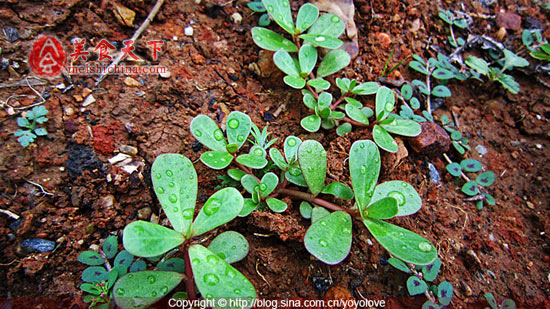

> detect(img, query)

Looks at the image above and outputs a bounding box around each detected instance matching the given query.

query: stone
[407,121,450,156]
[20,238,55,253]
[124,77,140,87]
[324,286,357,309]
[184,26,194,36]
[496,11,521,30]
[113,2,135,27]
[138,207,152,220]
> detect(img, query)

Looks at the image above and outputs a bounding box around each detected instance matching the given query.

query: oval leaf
[401,84,413,100]
[283,75,306,89]
[299,34,343,49]
[266,197,288,213]
[364,197,398,219]
[352,82,379,95]
[409,60,429,75]
[437,281,453,306]
[208,231,249,264]
[308,13,345,38]
[299,44,317,75]
[123,221,185,257]
[460,159,482,172]
[296,3,319,32]
[273,49,300,76]
[114,250,134,274]
[445,162,462,177]
[304,211,352,265]
[301,115,321,132]
[113,271,184,309]
[82,266,108,283]
[307,78,330,92]
[235,154,268,169]
[371,181,422,216]
[298,140,327,196]
[103,235,118,259]
[228,168,246,181]
[226,111,252,149]
[321,182,354,200]
[191,187,244,236]
[241,174,260,194]
[260,172,279,198]
[363,218,437,265]
[201,151,233,170]
[349,140,380,211]
[158,258,186,273]
[152,154,198,235]
[300,201,313,219]
[189,244,256,301]
[345,104,369,124]
[251,27,298,52]
[262,0,294,34]
[375,86,395,121]
[78,251,105,266]
[317,49,350,77]
[476,171,495,187]
[461,181,479,196]
[190,115,227,153]
[284,136,302,163]
[422,257,441,282]
[336,123,352,136]
[432,85,451,98]
[373,125,398,153]
[380,118,422,137]
[407,276,428,296]
[129,260,147,272]
[269,148,288,170]
[388,257,411,273]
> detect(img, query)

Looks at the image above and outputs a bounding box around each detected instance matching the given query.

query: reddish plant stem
[343,116,371,128]
[330,95,346,109]
[234,162,260,182]
[306,83,319,99]
[183,243,197,300]
[277,188,359,217]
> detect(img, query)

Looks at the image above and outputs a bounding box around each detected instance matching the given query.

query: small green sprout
[484,292,516,309]
[247,1,271,26]
[438,9,470,48]
[14,105,49,147]
[444,157,496,210]
[440,115,471,155]
[522,29,547,54]
[389,257,453,309]
[530,43,550,61]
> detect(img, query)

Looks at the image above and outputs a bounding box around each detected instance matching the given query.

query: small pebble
[172,35,178,41]
[489,233,495,241]
[82,94,96,107]
[119,145,138,155]
[231,12,243,24]
[536,144,543,149]
[427,162,440,183]
[367,239,373,246]
[138,207,152,220]
[159,70,171,78]
[184,26,194,36]
[475,144,488,156]
[20,238,55,253]
[3,27,19,42]
[124,77,141,87]
[1,58,9,70]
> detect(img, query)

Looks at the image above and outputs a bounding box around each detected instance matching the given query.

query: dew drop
[207,254,220,265]
[195,130,202,137]
[217,252,226,259]
[160,286,169,294]
[254,185,260,192]
[128,274,134,279]
[155,173,161,179]
[169,194,178,203]
[314,35,326,42]
[237,135,245,142]
[192,258,200,266]
[204,273,220,286]
[259,183,267,191]
[331,15,340,23]
[148,275,156,284]
[388,191,406,206]
[231,245,237,250]
[321,150,327,157]
[115,288,125,296]
[220,157,226,162]
[165,170,173,177]
[168,181,175,188]
[398,232,405,237]
[205,294,213,298]
[401,245,408,250]
[320,220,327,226]
[342,227,351,234]
[282,1,288,7]
[225,267,237,278]
[319,239,328,247]
[418,242,433,252]
[234,288,242,295]
[213,129,224,141]
[204,200,221,216]
[182,208,193,219]
[207,153,214,157]
[172,207,179,213]
[267,5,274,11]
[360,143,365,149]
[228,119,240,129]
[254,148,264,156]
[360,165,367,175]
[151,291,157,297]
[385,103,394,112]
[157,186,165,194]
[289,168,301,176]
[401,182,408,187]
[287,138,296,146]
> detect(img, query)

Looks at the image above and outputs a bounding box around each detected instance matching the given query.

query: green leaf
[248,1,266,12]
[422,300,440,309]
[352,82,379,95]
[484,293,499,309]
[412,80,430,96]
[262,0,294,34]
[35,116,48,124]
[388,257,410,273]
[273,50,300,76]
[303,92,317,110]
[321,182,353,200]
[299,201,313,219]
[438,9,452,24]
[284,136,301,163]
[465,56,489,75]
[200,151,233,170]
[123,221,185,257]
[190,115,227,153]
[380,118,421,137]
[311,206,330,222]
[401,84,413,100]
[422,257,441,282]
[283,75,306,89]
[461,181,479,196]
[407,276,428,296]
[241,174,260,194]
[307,78,330,92]
[460,159,482,172]
[317,49,350,77]
[299,34,343,49]
[34,128,48,136]
[250,27,298,52]
[82,266,108,283]
[17,117,30,128]
[530,50,550,61]
[285,168,308,187]
[259,172,279,198]
[157,258,186,273]
[497,73,520,94]
[336,123,352,136]
[258,13,271,26]
[483,192,495,206]
[113,271,184,309]
[78,251,105,266]
[191,187,244,236]
[502,299,516,309]
[32,105,48,117]
[129,260,147,272]
[299,44,317,75]
[410,97,421,109]
[226,111,252,149]
[266,197,288,212]
[208,231,249,264]
[476,171,495,187]
[321,117,335,129]
[370,181,422,216]
[298,140,327,196]
[308,13,345,38]
[446,162,462,177]
[373,125,398,153]
[269,149,288,170]
[349,140,380,211]
[114,250,134,275]
[80,283,100,295]
[152,154,197,235]
[304,211,352,265]
[432,68,454,79]
[375,86,395,121]
[345,104,369,124]
[431,85,451,98]
[301,115,321,132]
[336,78,350,93]
[317,92,332,110]
[227,169,246,181]
[296,3,319,32]
[364,197,398,219]
[239,198,258,217]
[363,218,437,265]
[236,153,268,169]
[437,281,453,306]
[189,244,256,302]
[503,49,529,69]
[409,60,429,75]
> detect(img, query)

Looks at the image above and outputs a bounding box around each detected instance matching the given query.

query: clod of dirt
[66,144,103,179]
[407,121,450,156]
[19,238,55,253]
[496,11,522,31]
[324,285,356,309]
[248,211,305,241]
[381,137,408,174]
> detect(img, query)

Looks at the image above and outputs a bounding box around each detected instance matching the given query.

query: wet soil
[0,0,549,308]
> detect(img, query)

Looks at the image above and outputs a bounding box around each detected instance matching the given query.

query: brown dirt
[0,0,549,308]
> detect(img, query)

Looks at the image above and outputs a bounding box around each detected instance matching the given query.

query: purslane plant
[118,154,256,308]
[250,0,421,152]
[191,112,438,267]
[14,105,49,147]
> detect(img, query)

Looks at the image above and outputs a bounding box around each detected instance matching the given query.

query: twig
[448,204,468,229]
[442,153,470,182]
[277,188,359,216]
[255,259,271,288]
[95,0,165,86]
[0,77,47,89]
[25,180,54,196]
[0,209,19,220]
[25,77,45,104]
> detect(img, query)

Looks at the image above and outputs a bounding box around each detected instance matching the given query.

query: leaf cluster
[14,105,49,147]
[484,292,516,309]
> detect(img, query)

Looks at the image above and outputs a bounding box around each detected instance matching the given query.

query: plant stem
[442,153,470,182]
[277,188,359,216]
[343,116,370,128]
[449,25,458,48]
[425,64,433,115]
[235,162,260,182]
[306,83,319,100]
[330,95,346,109]
[183,243,197,300]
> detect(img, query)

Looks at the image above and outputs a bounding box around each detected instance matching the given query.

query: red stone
[407,121,450,156]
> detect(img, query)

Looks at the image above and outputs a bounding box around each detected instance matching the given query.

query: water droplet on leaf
[319,239,328,247]
[148,275,156,284]
[228,119,239,129]
[287,138,296,146]
[213,129,224,141]
[203,200,221,216]
[388,191,406,206]
[204,273,220,286]
[418,242,432,252]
